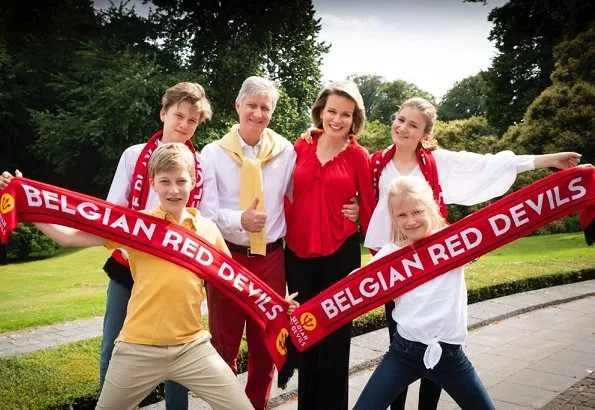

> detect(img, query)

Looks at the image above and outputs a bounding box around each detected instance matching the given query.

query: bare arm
[534,152,581,170]
[33,223,104,247]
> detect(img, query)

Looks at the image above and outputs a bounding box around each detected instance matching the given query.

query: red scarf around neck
[113,130,204,267]
[371,145,447,218]
[130,130,203,211]
[288,166,595,351]
[0,178,290,369]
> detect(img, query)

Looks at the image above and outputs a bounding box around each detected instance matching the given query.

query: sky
[94,0,507,100]
[312,0,507,99]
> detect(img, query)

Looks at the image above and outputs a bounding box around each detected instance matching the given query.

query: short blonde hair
[236,76,280,111]
[148,143,195,179]
[162,82,212,124]
[388,176,446,243]
[311,80,366,136]
[394,97,439,150]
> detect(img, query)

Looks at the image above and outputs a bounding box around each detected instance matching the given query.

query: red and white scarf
[113,130,204,267]
[288,166,595,351]
[2,168,593,362]
[371,145,447,218]
[0,178,290,369]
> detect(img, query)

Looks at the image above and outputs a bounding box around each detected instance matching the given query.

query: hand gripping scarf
[109,130,204,271]
[0,178,290,369]
[371,145,448,218]
[287,166,595,351]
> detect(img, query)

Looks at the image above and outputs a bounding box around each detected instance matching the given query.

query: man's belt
[226,238,284,257]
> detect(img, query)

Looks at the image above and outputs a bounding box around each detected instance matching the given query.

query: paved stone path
[1,281,594,409]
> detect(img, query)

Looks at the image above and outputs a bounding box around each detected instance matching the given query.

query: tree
[434,116,498,154]
[465,0,595,133]
[498,25,595,165]
[29,42,191,196]
[438,72,488,121]
[356,120,392,153]
[370,80,436,123]
[149,0,328,128]
[349,75,385,119]
[0,0,100,181]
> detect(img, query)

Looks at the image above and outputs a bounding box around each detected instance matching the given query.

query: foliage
[150,0,327,126]
[356,120,391,153]
[29,42,199,196]
[0,0,99,182]
[370,80,436,123]
[434,116,498,153]
[469,0,595,133]
[349,74,386,118]
[5,224,59,261]
[438,72,489,121]
[498,26,595,166]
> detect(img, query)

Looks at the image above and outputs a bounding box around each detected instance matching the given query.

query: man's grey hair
[236,76,280,110]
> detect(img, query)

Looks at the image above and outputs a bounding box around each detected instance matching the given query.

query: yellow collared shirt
[105,207,230,345]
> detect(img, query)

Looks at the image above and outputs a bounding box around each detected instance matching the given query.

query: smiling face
[321,94,356,139]
[391,105,428,152]
[236,93,274,141]
[160,101,202,143]
[392,195,432,242]
[150,167,195,219]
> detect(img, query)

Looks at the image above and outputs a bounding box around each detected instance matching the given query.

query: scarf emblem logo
[299,312,317,331]
[1,194,15,214]
[275,328,289,356]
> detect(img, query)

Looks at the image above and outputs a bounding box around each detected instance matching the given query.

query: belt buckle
[246,246,256,258]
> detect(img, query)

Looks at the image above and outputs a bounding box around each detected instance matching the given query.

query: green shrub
[5,223,60,261]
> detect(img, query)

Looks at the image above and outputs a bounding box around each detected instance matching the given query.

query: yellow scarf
[217,124,286,255]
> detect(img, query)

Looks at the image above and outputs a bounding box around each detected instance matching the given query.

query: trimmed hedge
[1,268,593,409]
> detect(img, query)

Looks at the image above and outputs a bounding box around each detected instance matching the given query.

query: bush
[5,223,59,261]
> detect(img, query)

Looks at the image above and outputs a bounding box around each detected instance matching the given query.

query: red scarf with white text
[112,130,204,267]
[288,166,595,351]
[0,178,289,369]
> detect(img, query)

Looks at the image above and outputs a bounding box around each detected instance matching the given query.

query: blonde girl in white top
[353,176,494,410]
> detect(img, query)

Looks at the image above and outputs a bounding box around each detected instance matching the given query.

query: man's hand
[241,197,268,232]
[342,195,359,222]
[286,292,300,316]
[0,170,22,189]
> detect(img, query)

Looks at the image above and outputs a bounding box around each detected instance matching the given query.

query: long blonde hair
[388,176,446,244]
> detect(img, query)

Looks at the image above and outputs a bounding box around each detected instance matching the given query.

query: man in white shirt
[201,76,295,410]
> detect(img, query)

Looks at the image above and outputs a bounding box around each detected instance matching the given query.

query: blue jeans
[353,331,494,410]
[100,279,189,409]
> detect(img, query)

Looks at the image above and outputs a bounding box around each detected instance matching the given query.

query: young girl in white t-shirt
[353,176,495,410]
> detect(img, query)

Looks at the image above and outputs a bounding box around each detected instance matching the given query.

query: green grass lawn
[1,233,593,334]
[0,232,592,409]
[0,247,110,332]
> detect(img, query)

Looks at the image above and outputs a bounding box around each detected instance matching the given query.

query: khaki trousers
[96,333,253,410]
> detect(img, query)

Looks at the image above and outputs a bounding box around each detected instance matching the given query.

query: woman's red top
[285,135,375,258]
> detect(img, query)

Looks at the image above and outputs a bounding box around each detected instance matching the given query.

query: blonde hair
[388,176,446,243]
[311,80,366,136]
[161,82,212,124]
[236,76,280,110]
[394,97,439,150]
[148,143,195,179]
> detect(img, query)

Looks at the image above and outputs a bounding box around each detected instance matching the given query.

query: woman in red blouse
[284,80,375,410]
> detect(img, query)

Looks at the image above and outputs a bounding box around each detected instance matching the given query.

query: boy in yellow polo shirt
[28,143,298,409]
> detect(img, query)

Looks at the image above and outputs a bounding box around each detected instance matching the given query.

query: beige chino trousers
[96,333,253,410]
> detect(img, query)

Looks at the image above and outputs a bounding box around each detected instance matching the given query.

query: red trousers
[206,246,286,410]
